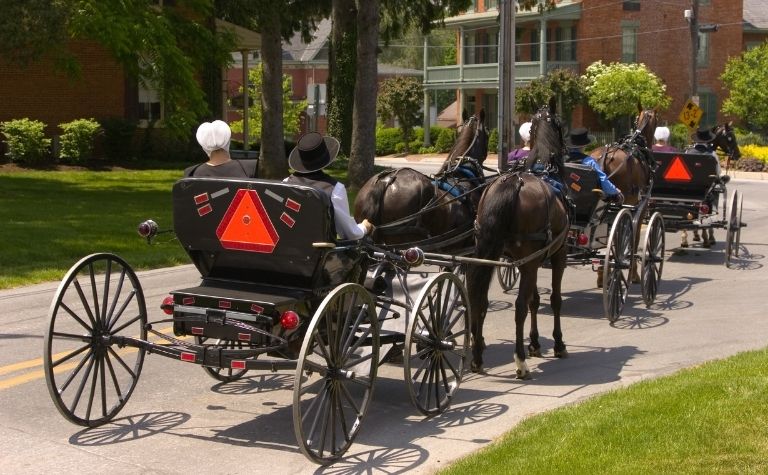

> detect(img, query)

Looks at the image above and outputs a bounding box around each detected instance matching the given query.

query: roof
[283,19,331,62]
[743,0,768,32]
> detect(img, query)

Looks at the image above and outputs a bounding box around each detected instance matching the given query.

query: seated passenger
[284,133,373,240]
[507,121,532,168]
[184,120,254,178]
[652,126,678,152]
[565,128,624,204]
[684,126,722,177]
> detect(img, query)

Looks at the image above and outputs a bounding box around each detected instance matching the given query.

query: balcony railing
[424,61,579,88]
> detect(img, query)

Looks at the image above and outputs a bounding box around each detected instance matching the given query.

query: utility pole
[498,0,515,170]
[686,0,700,105]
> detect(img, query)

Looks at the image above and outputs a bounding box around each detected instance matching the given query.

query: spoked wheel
[495,257,519,292]
[44,253,147,426]
[603,209,634,323]
[293,283,379,465]
[641,212,665,307]
[404,272,469,416]
[195,337,251,382]
[725,189,740,265]
[736,193,744,256]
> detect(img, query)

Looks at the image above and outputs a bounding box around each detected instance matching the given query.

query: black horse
[466,104,569,378]
[354,110,489,251]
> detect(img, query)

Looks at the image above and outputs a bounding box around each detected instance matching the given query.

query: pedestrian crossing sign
[678,99,703,129]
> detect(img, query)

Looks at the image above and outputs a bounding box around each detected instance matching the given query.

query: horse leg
[692,229,701,242]
[527,288,541,357]
[681,230,689,248]
[550,247,568,358]
[702,228,713,248]
[514,273,534,379]
[467,264,493,373]
[708,227,716,245]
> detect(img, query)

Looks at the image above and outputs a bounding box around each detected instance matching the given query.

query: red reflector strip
[231,360,246,370]
[219,300,232,309]
[183,297,195,305]
[194,193,209,205]
[280,212,296,228]
[180,352,196,362]
[569,172,581,182]
[238,333,251,341]
[191,327,204,335]
[570,182,582,192]
[198,204,213,216]
[251,304,264,313]
[285,198,301,212]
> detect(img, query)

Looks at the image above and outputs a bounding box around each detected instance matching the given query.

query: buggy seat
[172,177,362,293]
[563,163,601,227]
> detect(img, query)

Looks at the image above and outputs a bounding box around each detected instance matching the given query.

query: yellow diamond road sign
[679,99,703,128]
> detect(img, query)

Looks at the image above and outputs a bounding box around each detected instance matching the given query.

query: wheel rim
[736,193,743,257]
[195,337,251,382]
[496,257,519,291]
[404,272,469,416]
[293,283,378,464]
[726,190,739,264]
[44,253,146,426]
[641,212,665,306]
[604,209,633,322]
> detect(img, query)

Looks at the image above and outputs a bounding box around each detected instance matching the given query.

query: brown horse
[354,110,489,251]
[590,106,658,284]
[466,104,569,378]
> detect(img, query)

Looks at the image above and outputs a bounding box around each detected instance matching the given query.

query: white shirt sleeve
[331,182,366,240]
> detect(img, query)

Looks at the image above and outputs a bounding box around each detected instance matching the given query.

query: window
[621,24,638,63]
[485,0,498,10]
[697,31,710,67]
[698,91,717,126]
[138,78,162,123]
[623,1,640,11]
[463,32,476,64]
[555,25,576,61]
[530,29,540,61]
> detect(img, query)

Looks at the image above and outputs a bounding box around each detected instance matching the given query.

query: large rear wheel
[44,253,146,426]
[641,212,665,306]
[725,190,740,265]
[293,283,379,465]
[603,209,634,323]
[404,272,469,416]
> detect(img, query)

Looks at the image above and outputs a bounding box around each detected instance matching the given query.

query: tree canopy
[720,41,768,133]
[582,61,671,120]
[377,76,423,153]
[516,68,585,124]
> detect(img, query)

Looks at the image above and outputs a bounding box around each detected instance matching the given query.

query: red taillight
[699,203,710,214]
[577,233,589,246]
[403,247,424,266]
[161,296,174,315]
[280,310,300,330]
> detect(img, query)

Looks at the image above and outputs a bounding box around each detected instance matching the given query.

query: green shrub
[488,127,499,153]
[409,139,422,152]
[0,118,51,163]
[435,127,456,152]
[735,129,766,146]
[394,142,406,154]
[418,145,438,154]
[669,123,691,150]
[58,118,101,163]
[376,127,402,155]
[99,117,137,161]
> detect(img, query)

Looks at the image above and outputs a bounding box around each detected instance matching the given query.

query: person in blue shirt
[565,127,624,204]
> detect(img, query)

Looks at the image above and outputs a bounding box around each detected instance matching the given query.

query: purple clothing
[652,144,678,152]
[507,148,530,164]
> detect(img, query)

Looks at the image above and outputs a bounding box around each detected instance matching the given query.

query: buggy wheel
[736,193,744,256]
[641,212,665,307]
[603,209,634,323]
[495,257,519,291]
[405,272,469,416]
[195,337,250,382]
[726,190,740,265]
[44,253,146,427]
[293,283,379,465]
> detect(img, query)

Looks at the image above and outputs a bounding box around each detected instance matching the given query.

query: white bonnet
[519,122,532,142]
[196,120,231,156]
[654,126,670,142]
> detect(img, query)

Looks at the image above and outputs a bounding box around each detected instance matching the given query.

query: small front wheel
[495,257,519,292]
[641,212,665,306]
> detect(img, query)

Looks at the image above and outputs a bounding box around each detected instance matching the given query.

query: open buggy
[650,150,745,265]
[43,176,471,464]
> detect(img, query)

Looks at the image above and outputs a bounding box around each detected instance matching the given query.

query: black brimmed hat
[288,133,340,173]
[692,126,716,143]
[565,127,596,148]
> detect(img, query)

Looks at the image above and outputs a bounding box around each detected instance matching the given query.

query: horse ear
[548,96,557,113]
[478,108,485,123]
[637,101,643,113]
[462,109,469,122]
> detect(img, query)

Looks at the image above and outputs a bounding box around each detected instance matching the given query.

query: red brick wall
[0,41,126,136]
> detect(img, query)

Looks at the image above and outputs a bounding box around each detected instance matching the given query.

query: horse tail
[356,169,396,226]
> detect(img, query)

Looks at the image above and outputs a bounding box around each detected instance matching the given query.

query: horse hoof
[681,242,689,248]
[528,347,542,358]
[470,361,485,374]
[554,348,569,358]
[703,240,712,248]
[693,235,701,242]
[516,369,531,380]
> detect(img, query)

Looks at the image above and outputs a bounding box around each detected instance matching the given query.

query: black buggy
[43,177,470,465]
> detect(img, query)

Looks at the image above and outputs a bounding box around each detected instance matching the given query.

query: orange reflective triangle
[664,156,692,182]
[216,189,279,253]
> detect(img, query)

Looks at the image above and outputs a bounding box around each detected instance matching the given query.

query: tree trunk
[328,0,357,157]
[259,9,287,179]
[348,0,379,192]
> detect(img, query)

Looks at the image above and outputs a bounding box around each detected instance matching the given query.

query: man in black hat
[284,132,373,240]
[565,127,623,203]
[684,125,722,176]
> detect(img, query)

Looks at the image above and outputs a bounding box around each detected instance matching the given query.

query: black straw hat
[565,127,596,148]
[288,133,340,173]
[692,126,716,143]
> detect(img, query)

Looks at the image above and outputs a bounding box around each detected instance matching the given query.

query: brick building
[423,0,768,138]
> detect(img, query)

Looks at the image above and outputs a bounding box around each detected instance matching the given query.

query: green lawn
[442,347,768,474]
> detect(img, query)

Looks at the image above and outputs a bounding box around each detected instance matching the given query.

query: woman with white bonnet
[507,121,532,167]
[184,120,253,177]
[652,126,678,152]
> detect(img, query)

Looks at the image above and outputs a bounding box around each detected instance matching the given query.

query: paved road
[1,178,766,474]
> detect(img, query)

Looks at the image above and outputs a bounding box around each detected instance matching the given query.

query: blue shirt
[568,150,620,196]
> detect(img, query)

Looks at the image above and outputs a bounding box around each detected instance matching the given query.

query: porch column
[241,49,250,151]
[423,36,431,146]
[539,18,547,77]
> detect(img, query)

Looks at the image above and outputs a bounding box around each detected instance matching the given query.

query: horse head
[712,122,741,159]
[526,102,566,177]
[634,104,658,149]
[442,109,489,174]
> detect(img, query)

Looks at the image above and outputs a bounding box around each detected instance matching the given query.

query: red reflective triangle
[664,156,692,182]
[216,189,279,253]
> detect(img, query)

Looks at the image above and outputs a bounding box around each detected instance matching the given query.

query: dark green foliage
[99,117,137,161]
[0,118,51,163]
[58,118,101,163]
[377,76,423,153]
[375,127,403,155]
[435,127,457,152]
[488,128,499,153]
